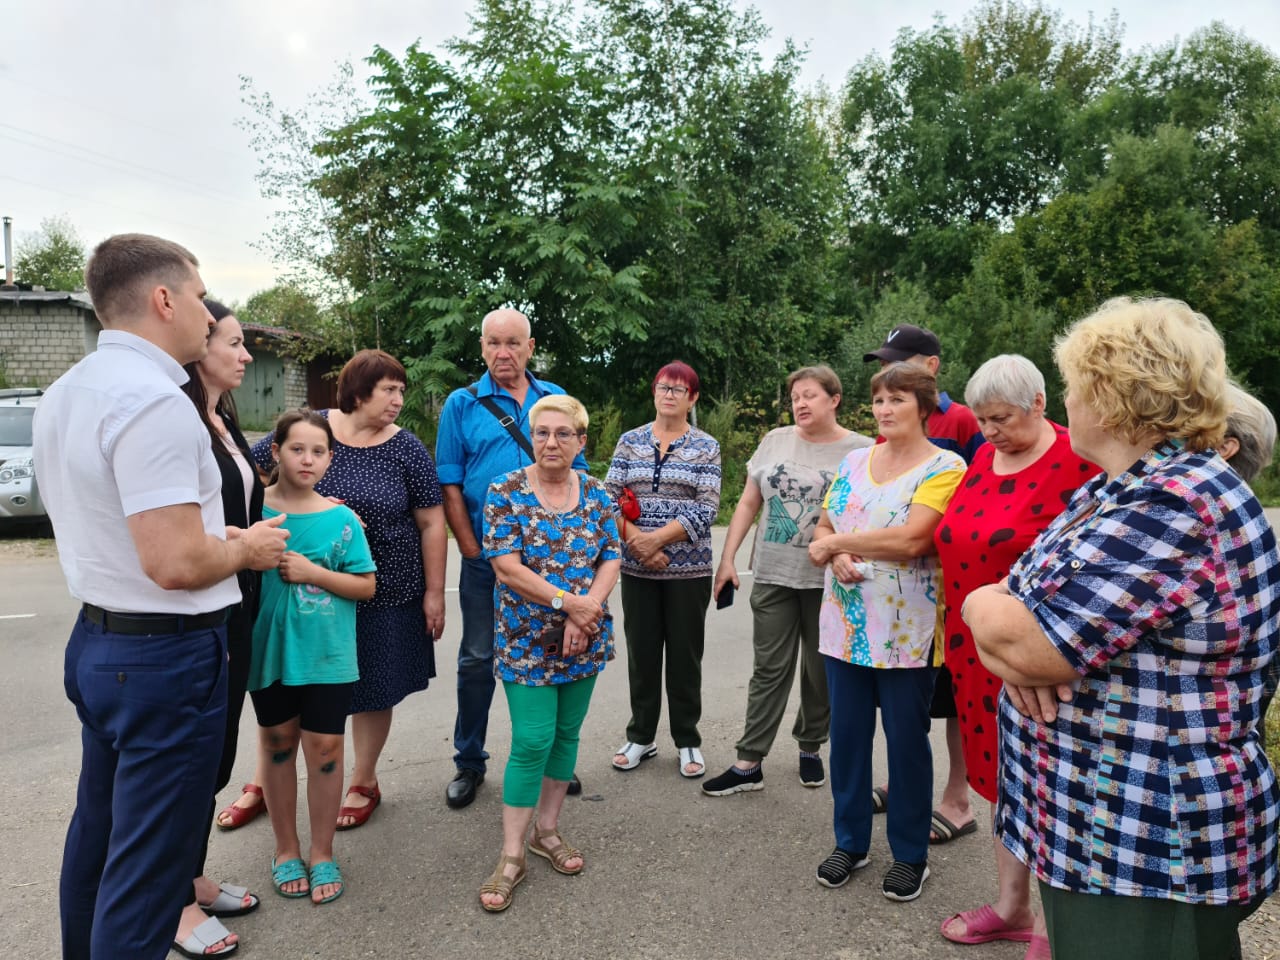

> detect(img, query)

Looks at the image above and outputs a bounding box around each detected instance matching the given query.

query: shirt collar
[936,391,953,413]
[97,329,190,386]
[1090,438,1187,505]
[475,368,545,398]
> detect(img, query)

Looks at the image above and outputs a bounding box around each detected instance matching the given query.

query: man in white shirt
[34,234,289,960]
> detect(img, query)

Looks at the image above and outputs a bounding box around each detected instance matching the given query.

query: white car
[0,388,45,523]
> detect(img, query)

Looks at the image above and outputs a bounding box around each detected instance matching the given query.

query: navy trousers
[60,612,228,960]
[454,554,497,773]
[825,656,935,865]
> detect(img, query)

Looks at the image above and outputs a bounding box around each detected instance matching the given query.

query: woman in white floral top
[808,363,964,903]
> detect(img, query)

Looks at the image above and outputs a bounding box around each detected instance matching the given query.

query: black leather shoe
[446,769,484,809]
[567,773,582,796]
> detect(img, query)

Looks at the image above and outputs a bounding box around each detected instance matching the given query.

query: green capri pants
[501,675,598,808]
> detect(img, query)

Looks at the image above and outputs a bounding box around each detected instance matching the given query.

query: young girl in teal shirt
[249,410,376,905]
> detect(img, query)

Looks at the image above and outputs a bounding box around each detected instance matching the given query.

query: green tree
[267,0,839,429]
[239,63,375,354]
[835,0,1122,302]
[236,285,330,359]
[14,216,86,291]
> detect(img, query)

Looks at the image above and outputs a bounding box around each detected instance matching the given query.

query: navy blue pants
[454,554,497,774]
[825,656,935,865]
[60,612,228,960]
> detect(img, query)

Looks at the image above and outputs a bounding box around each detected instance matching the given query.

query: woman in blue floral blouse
[966,298,1280,960]
[477,394,621,913]
[606,361,721,779]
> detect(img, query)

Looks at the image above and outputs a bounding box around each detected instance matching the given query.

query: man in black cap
[864,322,982,844]
[863,323,983,462]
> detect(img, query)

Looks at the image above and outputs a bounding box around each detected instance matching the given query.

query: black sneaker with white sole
[798,755,825,787]
[815,847,870,888]
[881,860,929,901]
[701,764,764,796]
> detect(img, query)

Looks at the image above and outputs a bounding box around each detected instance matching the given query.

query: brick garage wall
[283,359,308,409]
[0,304,97,388]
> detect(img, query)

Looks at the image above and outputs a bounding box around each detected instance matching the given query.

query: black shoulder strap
[468,384,534,459]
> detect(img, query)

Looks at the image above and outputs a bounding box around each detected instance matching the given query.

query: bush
[699,396,766,524]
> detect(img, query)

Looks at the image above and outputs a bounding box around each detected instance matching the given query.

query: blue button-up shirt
[435,370,587,543]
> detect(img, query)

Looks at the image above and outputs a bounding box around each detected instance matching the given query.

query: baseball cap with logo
[863,323,942,363]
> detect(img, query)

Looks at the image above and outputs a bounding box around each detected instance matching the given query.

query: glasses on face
[533,428,580,444]
[655,383,689,397]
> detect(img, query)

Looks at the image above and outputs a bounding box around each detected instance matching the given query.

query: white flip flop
[612,741,657,770]
[678,746,706,778]
[173,916,238,959]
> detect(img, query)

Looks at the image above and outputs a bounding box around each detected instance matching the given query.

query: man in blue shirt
[436,308,587,808]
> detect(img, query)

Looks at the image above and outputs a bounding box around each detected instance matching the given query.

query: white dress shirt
[33,329,242,614]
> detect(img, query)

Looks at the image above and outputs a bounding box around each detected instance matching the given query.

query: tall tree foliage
[959,23,1280,412]
[246,0,838,430]
[836,1,1122,302]
[243,0,1280,457]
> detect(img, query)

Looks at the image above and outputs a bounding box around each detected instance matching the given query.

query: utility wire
[0,124,259,210]
[0,74,248,165]
[0,174,256,249]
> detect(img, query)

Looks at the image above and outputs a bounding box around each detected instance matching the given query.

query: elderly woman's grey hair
[963,354,1046,412]
[1224,382,1276,483]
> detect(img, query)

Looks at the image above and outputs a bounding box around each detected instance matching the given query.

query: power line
[0,123,260,210]
[0,74,249,166]
[0,174,256,250]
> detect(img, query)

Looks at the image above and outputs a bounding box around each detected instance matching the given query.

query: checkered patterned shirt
[997,443,1280,905]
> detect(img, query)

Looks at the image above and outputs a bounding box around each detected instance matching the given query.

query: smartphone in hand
[716,582,735,609]
[540,626,565,657]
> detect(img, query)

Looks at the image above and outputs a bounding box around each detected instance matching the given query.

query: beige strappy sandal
[479,853,526,912]
[527,825,584,876]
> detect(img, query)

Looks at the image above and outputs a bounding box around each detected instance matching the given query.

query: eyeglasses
[655,383,689,397]
[533,428,581,444]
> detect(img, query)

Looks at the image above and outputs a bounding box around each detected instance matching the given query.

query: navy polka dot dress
[253,415,443,713]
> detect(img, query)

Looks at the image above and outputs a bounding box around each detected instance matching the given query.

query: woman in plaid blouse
[965,298,1279,960]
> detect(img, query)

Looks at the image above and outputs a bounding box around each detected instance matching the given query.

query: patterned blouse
[998,443,1280,905]
[605,423,721,579]
[483,469,621,686]
[818,445,965,668]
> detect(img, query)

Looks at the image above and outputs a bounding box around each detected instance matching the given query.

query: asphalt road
[1,528,1276,960]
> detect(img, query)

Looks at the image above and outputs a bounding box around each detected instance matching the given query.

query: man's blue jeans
[453,554,497,773]
[60,612,227,960]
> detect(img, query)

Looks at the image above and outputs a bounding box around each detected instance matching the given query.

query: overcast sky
[3,1,1277,304]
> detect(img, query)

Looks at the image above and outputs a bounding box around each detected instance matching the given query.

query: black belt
[82,603,227,636]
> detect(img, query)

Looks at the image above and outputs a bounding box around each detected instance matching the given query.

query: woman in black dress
[173,299,264,958]
[250,349,448,832]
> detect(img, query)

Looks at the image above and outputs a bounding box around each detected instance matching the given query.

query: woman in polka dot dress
[249,350,447,831]
[934,355,1098,956]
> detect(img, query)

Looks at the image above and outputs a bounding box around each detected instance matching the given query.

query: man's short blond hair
[530,394,589,433]
[1055,297,1228,451]
[85,233,199,325]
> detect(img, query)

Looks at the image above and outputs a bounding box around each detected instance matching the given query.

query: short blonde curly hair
[529,394,589,433]
[1054,297,1227,451]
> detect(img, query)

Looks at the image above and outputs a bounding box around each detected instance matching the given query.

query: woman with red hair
[606,362,721,779]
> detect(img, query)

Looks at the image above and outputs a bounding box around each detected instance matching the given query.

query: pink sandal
[941,904,1034,944]
[1024,934,1052,960]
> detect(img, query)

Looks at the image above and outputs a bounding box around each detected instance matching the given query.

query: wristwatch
[551,589,566,610]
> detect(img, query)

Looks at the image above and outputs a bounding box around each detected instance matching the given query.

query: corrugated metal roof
[0,290,95,310]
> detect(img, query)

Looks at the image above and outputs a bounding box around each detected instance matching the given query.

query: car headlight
[0,457,34,483]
